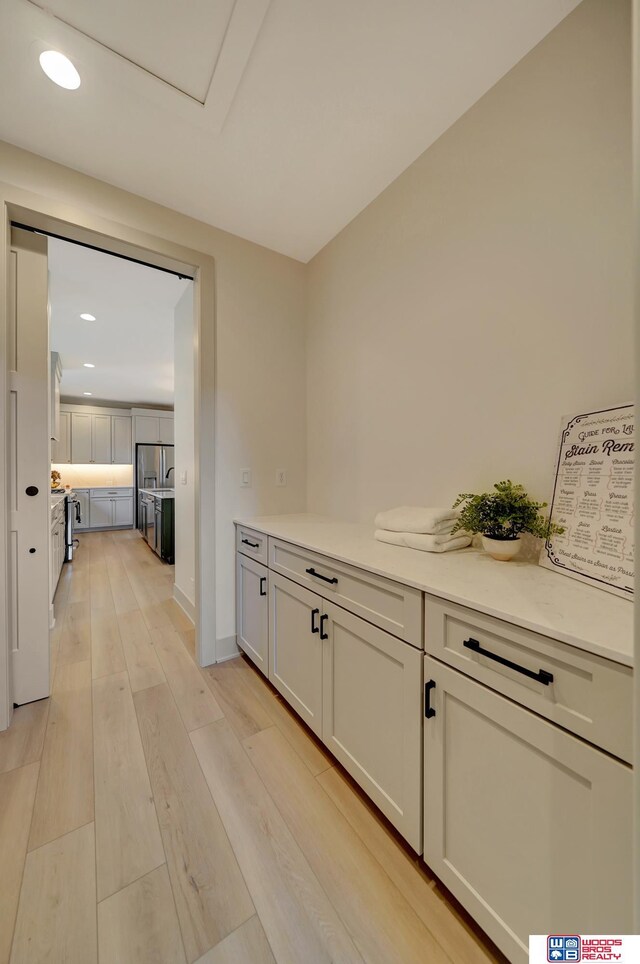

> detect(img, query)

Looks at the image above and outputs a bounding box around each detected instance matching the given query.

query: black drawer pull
[311,607,320,634]
[424,680,436,718]
[463,637,554,685]
[259,576,267,596]
[320,614,329,640]
[305,567,338,585]
[242,538,260,549]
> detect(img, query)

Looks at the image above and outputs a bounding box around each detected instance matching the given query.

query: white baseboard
[216,634,240,663]
[173,584,196,624]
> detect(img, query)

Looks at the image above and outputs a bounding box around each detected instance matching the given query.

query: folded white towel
[374,506,461,535]
[375,530,472,552]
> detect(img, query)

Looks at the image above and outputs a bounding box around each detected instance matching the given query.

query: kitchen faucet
[165,466,175,480]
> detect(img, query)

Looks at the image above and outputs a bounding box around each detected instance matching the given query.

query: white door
[8,228,51,705]
[113,498,133,527]
[236,553,268,674]
[322,602,423,851]
[134,415,160,443]
[71,412,92,463]
[90,498,112,529]
[111,416,132,464]
[92,414,112,463]
[52,410,71,463]
[158,417,174,444]
[423,656,633,963]
[269,572,323,736]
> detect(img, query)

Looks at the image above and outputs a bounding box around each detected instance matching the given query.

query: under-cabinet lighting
[39,51,81,90]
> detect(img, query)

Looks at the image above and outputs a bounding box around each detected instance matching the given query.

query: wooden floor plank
[118,610,165,692]
[57,602,91,666]
[91,613,126,680]
[190,718,364,964]
[134,684,254,963]
[151,626,224,732]
[0,762,39,964]
[317,767,502,964]
[203,662,273,742]
[243,726,451,964]
[98,865,186,964]
[0,701,48,775]
[108,575,140,616]
[93,672,165,901]
[11,822,97,964]
[194,916,276,964]
[232,656,332,777]
[90,568,116,616]
[28,660,94,852]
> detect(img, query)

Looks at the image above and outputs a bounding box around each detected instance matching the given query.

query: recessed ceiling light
[83,392,92,396]
[80,313,96,321]
[83,363,95,368]
[39,50,81,90]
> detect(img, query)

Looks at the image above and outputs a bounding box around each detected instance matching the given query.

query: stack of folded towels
[374,506,472,553]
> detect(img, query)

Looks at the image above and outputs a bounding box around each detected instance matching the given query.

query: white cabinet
[89,489,134,529]
[134,414,174,444]
[50,500,66,602]
[423,656,633,963]
[92,414,112,463]
[52,410,71,463]
[71,413,92,463]
[111,416,132,464]
[50,351,62,441]
[89,497,113,528]
[322,601,423,850]
[269,572,323,737]
[113,497,133,527]
[74,489,90,530]
[236,553,269,674]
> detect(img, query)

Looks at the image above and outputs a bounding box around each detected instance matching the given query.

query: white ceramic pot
[481,535,522,562]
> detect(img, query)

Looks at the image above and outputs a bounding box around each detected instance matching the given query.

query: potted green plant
[452,480,564,561]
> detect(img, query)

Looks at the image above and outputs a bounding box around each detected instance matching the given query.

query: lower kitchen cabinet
[236,553,269,673]
[74,488,90,531]
[322,601,422,850]
[269,572,323,737]
[88,489,134,530]
[423,656,633,964]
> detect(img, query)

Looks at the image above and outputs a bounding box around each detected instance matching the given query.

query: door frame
[0,185,217,729]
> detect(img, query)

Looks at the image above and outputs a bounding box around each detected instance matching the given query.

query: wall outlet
[276,469,287,487]
[240,468,252,488]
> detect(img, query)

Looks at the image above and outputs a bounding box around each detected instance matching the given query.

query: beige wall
[0,140,307,647]
[306,0,632,523]
[173,284,196,618]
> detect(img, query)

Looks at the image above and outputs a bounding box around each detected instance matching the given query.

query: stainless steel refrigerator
[135,443,175,530]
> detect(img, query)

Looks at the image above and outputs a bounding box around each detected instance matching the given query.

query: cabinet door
[269,572,323,736]
[236,553,268,674]
[52,411,71,463]
[92,414,112,463]
[74,489,90,530]
[111,416,132,464]
[90,498,113,529]
[71,413,92,463]
[158,417,174,444]
[322,602,422,850]
[113,498,133,527]
[423,656,633,964]
[134,415,160,443]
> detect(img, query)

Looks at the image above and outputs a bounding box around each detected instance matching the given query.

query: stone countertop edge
[234,514,633,668]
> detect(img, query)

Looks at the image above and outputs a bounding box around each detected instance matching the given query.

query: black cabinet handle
[320,614,329,640]
[424,680,436,718]
[259,576,267,596]
[311,607,320,634]
[463,637,554,685]
[242,538,260,549]
[305,567,338,586]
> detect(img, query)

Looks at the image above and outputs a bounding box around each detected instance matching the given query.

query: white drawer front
[91,487,133,499]
[269,538,422,647]
[424,595,632,762]
[236,525,268,564]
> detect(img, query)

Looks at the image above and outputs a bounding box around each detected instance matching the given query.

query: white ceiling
[48,237,190,406]
[0,0,581,261]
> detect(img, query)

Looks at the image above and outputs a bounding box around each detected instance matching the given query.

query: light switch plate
[240,468,252,488]
[276,469,287,487]
[180,471,187,485]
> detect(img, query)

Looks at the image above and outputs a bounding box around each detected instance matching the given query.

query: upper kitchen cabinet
[134,414,174,445]
[52,410,71,463]
[70,412,93,462]
[61,406,133,464]
[111,415,133,464]
[50,351,62,442]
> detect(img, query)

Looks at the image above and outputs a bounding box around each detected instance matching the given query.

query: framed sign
[540,403,634,598]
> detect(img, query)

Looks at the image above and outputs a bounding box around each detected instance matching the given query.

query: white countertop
[50,490,67,509]
[236,514,634,667]
[139,488,175,500]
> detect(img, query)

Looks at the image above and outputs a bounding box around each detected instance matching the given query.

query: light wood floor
[0,529,505,964]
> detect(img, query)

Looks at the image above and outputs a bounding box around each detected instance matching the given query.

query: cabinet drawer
[270,538,422,647]
[236,525,268,565]
[91,488,133,499]
[424,595,633,762]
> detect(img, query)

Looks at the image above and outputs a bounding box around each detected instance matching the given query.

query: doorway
[1,203,216,729]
